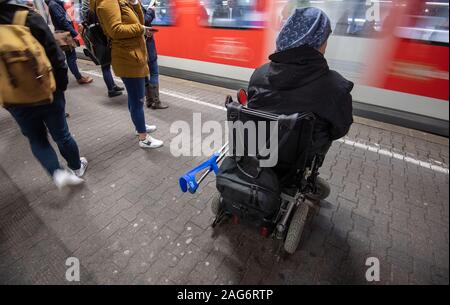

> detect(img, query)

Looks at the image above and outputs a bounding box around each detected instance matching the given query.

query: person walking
[142,3,168,109]
[0,0,88,189]
[92,0,164,149]
[44,0,93,85]
[80,0,124,98]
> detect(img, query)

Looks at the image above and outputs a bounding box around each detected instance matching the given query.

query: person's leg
[43,90,82,172]
[147,39,168,109]
[65,49,93,85]
[122,77,147,136]
[101,64,123,97]
[122,77,163,149]
[65,49,83,80]
[149,60,159,86]
[144,75,153,108]
[101,64,115,91]
[144,39,155,108]
[148,39,160,85]
[7,107,61,176]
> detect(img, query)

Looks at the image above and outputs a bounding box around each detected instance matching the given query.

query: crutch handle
[179,144,229,194]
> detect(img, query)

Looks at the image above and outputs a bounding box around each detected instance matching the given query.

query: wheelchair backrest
[226,100,316,174]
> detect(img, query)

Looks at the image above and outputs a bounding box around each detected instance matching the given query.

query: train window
[199,0,266,29]
[279,0,395,38]
[395,1,449,44]
[142,0,174,25]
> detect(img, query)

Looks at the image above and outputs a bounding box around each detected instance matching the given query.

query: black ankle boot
[108,90,122,98]
[113,85,124,92]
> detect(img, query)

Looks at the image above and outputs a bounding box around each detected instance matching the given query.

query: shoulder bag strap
[13,10,29,27]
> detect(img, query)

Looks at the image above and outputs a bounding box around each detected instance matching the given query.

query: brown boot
[77,76,94,85]
[150,84,169,110]
[145,84,155,108]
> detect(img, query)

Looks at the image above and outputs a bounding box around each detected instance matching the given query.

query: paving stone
[0,62,448,285]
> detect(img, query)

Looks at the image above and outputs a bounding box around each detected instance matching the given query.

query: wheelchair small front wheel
[284,203,309,254]
[211,193,223,216]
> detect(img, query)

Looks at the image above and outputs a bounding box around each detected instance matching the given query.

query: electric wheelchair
[180,90,331,254]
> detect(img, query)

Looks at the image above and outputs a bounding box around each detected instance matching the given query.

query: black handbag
[216,156,281,222]
[82,23,111,66]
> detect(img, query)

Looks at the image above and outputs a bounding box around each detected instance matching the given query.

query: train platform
[0,60,448,285]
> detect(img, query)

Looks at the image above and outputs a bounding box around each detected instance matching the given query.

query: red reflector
[237,89,248,106]
[260,227,269,238]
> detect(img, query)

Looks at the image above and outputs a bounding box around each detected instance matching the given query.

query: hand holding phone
[144,26,158,37]
[144,26,159,33]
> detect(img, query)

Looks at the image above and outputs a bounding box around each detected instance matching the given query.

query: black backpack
[81,6,111,66]
[215,100,316,225]
[82,23,111,66]
[216,156,281,222]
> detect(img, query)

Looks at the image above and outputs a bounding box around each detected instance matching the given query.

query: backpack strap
[13,10,29,27]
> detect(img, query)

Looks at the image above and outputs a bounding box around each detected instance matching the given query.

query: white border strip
[337,138,449,174]
[162,89,226,111]
[81,70,449,175]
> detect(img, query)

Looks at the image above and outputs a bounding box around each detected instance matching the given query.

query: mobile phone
[145,26,159,32]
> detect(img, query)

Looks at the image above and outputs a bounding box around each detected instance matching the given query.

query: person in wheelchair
[247,7,354,173]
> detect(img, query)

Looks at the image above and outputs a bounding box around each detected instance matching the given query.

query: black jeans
[7,90,81,176]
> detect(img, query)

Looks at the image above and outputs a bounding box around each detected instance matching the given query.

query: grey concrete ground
[0,61,448,285]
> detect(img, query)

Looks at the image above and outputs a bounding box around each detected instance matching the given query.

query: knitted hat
[276,7,332,51]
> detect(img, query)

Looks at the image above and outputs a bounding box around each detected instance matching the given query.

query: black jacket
[0,3,69,92]
[248,46,354,154]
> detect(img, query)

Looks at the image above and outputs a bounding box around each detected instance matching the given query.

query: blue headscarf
[276,7,332,52]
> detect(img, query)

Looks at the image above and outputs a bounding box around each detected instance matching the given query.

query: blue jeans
[65,49,82,80]
[7,90,81,176]
[121,77,147,134]
[145,38,159,86]
[101,64,115,91]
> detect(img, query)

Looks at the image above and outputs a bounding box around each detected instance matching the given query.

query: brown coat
[93,0,149,78]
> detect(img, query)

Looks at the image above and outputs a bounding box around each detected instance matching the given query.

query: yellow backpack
[0,9,56,107]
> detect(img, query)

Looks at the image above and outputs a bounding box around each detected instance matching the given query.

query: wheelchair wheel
[211,193,222,216]
[307,177,331,201]
[284,203,309,254]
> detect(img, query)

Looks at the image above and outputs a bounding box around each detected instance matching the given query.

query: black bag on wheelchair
[214,100,316,225]
[216,156,281,222]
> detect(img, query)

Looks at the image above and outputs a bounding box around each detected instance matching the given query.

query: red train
[37,0,450,135]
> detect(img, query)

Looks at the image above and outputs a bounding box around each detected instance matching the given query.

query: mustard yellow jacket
[92,0,149,78]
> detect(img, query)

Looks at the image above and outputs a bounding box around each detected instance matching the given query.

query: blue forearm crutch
[179,88,249,194]
[179,143,228,194]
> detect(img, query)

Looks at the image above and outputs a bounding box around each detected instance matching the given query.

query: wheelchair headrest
[226,100,315,127]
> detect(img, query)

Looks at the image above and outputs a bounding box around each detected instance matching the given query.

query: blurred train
[29,0,449,136]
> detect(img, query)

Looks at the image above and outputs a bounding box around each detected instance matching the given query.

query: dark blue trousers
[7,90,81,176]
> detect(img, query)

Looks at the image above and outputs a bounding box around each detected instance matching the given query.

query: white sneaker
[139,134,164,149]
[135,124,157,135]
[73,157,88,178]
[53,169,84,190]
